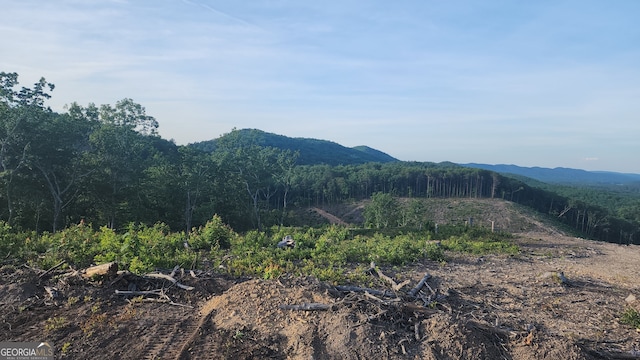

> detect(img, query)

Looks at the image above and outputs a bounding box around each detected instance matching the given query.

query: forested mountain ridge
[463,163,640,186]
[1,72,638,244]
[189,128,398,165]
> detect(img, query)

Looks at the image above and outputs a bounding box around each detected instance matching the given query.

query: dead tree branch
[143,273,195,290]
[370,262,411,292]
[335,285,397,298]
[408,272,432,298]
[39,260,66,278]
[279,303,332,311]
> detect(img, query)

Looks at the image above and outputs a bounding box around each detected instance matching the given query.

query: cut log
[408,273,432,298]
[82,262,118,279]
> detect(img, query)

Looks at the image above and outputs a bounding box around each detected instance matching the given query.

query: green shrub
[0,221,17,258]
[1,215,516,283]
[441,233,518,255]
[0,223,40,264]
[238,230,271,248]
[39,223,100,268]
[423,242,446,262]
[189,215,235,250]
[95,223,191,274]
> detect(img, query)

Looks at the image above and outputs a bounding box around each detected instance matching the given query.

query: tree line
[1,72,638,244]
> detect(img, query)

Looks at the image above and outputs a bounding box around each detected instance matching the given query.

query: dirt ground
[1,208,640,359]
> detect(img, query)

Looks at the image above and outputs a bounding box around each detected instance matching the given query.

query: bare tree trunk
[491,173,499,199]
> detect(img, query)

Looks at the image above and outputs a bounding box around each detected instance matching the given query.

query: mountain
[189,129,398,166]
[462,163,640,185]
[351,146,397,163]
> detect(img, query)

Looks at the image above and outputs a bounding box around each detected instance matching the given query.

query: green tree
[364,192,400,229]
[83,99,159,229]
[136,139,184,229]
[215,130,278,230]
[178,147,217,233]
[275,149,299,228]
[403,198,426,228]
[29,111,94,232]
[0,72,55,225]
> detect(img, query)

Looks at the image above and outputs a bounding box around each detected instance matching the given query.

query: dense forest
[190,128,397,165]
[1,72,639,244]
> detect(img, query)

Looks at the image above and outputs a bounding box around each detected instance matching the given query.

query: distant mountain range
[189,129,398,166]
[462,163,640,185]
[189,129,640,185]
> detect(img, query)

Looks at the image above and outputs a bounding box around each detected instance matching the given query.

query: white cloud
[2,0,639,173]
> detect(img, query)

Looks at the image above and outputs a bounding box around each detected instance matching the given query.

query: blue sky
[2,0,639,173]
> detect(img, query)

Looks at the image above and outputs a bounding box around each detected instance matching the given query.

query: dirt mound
[196,276,510,359]
[164,271,602,360]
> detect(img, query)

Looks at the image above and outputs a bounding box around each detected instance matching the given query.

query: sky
[2,0,640,173]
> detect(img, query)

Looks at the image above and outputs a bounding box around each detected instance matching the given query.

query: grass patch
[620,308,640,330]
[45,316,67,332]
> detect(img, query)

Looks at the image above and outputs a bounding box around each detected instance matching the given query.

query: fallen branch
[467,321,521,338]
[133,297,194,308]
[143,273,195,290]
[169,265,180,278]
[408,272,432,298]
[395,279,411,292]
[335,285,397,298]
[398,338,409,355]
[59,269,81,280]
[402,303,438,315]
[369,262,411,292]
[419,291,447,308]
[364,291,401,305]
[39,260,66,278]
[118,289,194,309]
[279,303,332,311]
[115,289,163,296]
[167,301,194,309]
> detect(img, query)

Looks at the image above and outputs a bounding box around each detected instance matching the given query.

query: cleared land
[1,199,639,359]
